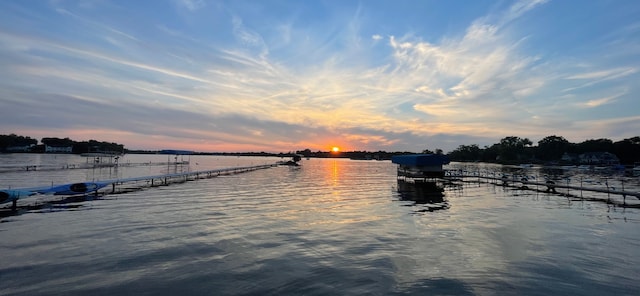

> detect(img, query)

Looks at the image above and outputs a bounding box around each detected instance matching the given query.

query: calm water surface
[1,154,639,295]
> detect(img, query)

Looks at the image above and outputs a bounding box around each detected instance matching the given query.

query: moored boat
[0,189,36,204]
[37,182,109,195]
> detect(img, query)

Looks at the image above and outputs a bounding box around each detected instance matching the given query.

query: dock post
[12,200,17,211]
[622,179,626,205]
[580,177,583,198]
[545,181,556,193]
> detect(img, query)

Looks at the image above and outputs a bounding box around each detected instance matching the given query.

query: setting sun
[331,146,340,152]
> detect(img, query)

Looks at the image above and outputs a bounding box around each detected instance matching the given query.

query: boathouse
[392,154,450,179]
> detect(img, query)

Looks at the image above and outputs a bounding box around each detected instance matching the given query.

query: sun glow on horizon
[332,146,340,152]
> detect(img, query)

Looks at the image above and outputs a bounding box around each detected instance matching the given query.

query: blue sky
[1,0,639,152]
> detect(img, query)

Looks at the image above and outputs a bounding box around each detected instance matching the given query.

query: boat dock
[443,170,640,207]
[100,163,277,194]
[389,154,640,208]
[1,163,278,211]
[0,160,191,173]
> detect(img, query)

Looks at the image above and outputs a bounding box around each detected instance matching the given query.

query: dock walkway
[0,161,191,173]
[443,170,640,207]
[101,164,277,194]
[1,163,279,211]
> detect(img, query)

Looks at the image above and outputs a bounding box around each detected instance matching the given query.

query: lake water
[1,154,640,295]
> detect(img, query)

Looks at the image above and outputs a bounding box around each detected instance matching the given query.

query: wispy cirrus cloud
[231,15,269,57]
[562,67,636,92]
[566,68,634,80]
[570,115,640,143]
[174,0,206,12]
[577,93,624,108]
[373,5,545,132]
[499,0,549,26]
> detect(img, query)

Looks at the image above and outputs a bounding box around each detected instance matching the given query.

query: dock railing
[444,169,640,207]
[1,163,279,211]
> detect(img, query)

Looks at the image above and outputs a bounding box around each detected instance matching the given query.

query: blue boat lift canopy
[392,154,450,178]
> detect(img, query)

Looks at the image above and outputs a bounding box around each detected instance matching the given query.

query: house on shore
[561,152,620,165]
[579,152,619,165]
[6,144,35,152]
[45,145,73,153]
[561,153,579,163]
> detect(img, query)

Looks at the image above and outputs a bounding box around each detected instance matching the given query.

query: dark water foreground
[1,156,639,295]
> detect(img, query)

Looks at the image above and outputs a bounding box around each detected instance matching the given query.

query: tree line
[4,133,639,165]
[447,135,640,165]
[0,134,124,154]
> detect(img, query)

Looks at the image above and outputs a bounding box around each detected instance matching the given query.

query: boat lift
[392,154,451,180]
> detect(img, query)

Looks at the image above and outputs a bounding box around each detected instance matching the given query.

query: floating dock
[444,170,640,207]
[0,160,191,173]
[100,164,277,194]
[390,155,640,208]
[1,163,278,212]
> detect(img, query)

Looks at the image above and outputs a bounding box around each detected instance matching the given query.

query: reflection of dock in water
[397,179,449,212]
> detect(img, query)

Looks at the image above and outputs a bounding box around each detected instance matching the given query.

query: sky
[1,0,639,153]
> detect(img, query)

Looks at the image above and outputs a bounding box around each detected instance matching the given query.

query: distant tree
[0,134,37,151]
[498,136,532,162]
[575,138,614,154]
[422,148,434,154]
[296,148,312,157]
[448,144,481,161]
[482,144,500,162]
[537,135,570,161]
[41,137,75,147]
[613,137,640,164]
[73,139,124,154]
